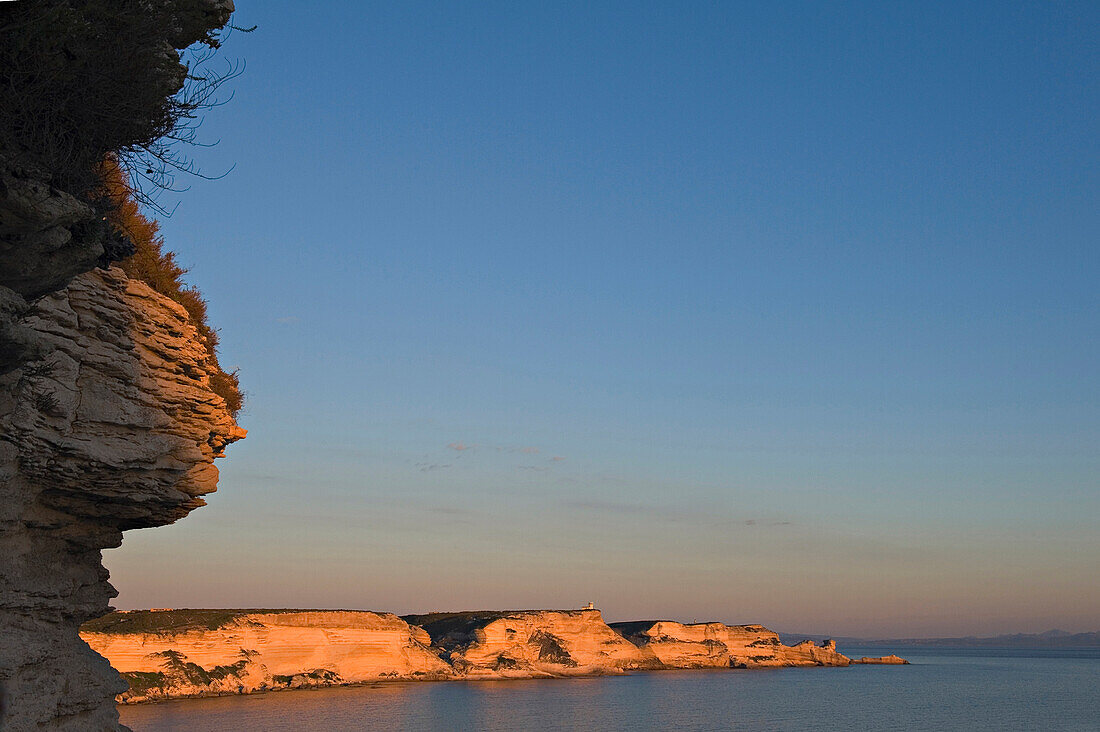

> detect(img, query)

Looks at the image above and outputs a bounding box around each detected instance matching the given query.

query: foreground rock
[0,269,244,730]
[82,608,907,702]
[2,1,240,727]
[611,620,851,668]
[82,610,451,701]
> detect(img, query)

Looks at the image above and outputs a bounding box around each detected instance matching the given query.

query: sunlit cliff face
[0,268,244,731]
[78,608,874,703]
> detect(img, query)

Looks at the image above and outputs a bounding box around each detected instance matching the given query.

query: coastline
[82,608,907,704]
[118,647,1100,732]
[115,661,905,706]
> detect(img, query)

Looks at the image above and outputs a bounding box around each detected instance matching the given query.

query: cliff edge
[0,269,244,729]
[83,610,450,701]
[81,609,906,703]
[407,609,655,678]
[1,1,240,729]
[611,620,850,668]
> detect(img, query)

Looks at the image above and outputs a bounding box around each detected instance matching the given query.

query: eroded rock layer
[2,0,241,727]
[611,620,851,668]
[0,269,244,730]
[81,608,903,703]
[407,609,655,678]
[82,610,451,701]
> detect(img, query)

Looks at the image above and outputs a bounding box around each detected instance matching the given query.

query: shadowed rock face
[0,170,101,373]
[0,268,244,730]
[0,169,102,303]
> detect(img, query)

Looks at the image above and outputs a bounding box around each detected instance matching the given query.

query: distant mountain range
[779,629,1100,648]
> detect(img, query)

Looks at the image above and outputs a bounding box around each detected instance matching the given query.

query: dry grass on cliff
[99,159,243,416]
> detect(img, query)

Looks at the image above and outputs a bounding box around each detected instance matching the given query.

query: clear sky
[105,0,1099,637]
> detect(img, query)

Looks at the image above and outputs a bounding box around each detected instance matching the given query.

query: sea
[118,647,1100,731]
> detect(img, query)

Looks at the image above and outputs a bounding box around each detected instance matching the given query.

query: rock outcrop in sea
[79,608,908,702]
[852,654,909,665]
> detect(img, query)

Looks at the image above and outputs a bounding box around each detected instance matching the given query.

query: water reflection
[120,649,1100,732]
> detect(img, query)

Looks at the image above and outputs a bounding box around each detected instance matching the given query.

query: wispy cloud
[447,442,555,457]
[567,499,655,516]
[727,518,794,528]
[275,316,300,324]
[565,499,793,528]
[441,442,566,468]
[425,505,471,516]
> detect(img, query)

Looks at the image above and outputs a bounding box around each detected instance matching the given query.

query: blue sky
[106,1,1098,636]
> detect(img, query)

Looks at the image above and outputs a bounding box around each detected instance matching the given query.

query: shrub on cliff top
[1,0,232,190]
[82,609,309,635]
[100,159,242,416]
[0,0,236,201]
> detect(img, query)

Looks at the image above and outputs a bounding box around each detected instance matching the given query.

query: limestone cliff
[1,1,241,727]
[407,610,655,678]
[610,620,851,668]
[82,610,451,701]
[0,269,244,730]
[83,608,906,703]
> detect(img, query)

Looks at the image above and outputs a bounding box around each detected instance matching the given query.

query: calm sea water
[119,647,1100,731]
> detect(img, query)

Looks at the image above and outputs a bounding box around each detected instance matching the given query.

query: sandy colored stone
[407,609,656,679]
[77,608,911,704]
[0,269,244,730]
[612,620,853,668]
[852,654,909,665]
[454,609,652,677]
[82,610,452,701]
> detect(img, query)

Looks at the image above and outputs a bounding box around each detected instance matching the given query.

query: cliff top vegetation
[82,609,309,634]
[0,0,236,200]
[0,1,246,415]
[81,608,407,635]
[402,610,596,645]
